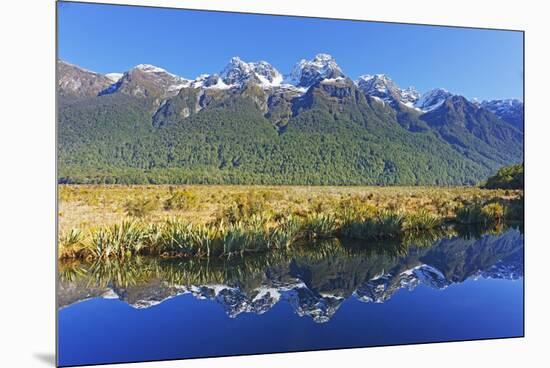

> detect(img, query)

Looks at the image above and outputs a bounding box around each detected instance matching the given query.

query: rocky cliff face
[58,60,114,99]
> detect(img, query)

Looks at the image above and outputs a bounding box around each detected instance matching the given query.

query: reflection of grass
[59,213,517,261]
[59,237,410,288]
[58,185,523,260]
[58,224,523,290]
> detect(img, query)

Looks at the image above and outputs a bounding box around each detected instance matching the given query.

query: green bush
[483,164,524,189]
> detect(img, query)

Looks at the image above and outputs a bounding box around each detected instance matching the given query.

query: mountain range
[57,54,523,185]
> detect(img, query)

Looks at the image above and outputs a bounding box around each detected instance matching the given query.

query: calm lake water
[57,227,524,367]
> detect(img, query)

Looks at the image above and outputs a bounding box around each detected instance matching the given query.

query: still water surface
[58,228,524,366]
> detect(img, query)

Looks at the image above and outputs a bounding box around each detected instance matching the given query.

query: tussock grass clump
[221,193,269,224]
[269,215,302,249]
[481,202,507,223]
[188,224,218,257]
[455,203,485,224]
[455,201,507,225]
[376,210,405,235]
[59,228,83,248]
[339,209,405,240]
[304,213,338,240]
[404,209,442,232]
[154,219,195,255]
[221,223,249,256]
[124,197,160,218]
[91,221,146,259]
[58,229,92,259]
[163,189,197,211]
[244,214,272,252]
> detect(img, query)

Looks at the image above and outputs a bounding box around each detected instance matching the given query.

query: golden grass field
[59,184,521,235]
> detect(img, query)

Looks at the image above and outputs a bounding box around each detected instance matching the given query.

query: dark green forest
[58,78,523,185]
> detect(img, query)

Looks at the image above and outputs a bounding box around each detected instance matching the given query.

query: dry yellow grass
[58,184,521,235]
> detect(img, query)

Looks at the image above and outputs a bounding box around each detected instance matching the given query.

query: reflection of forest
[59,228,523,323]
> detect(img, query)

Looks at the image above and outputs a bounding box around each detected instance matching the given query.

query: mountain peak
[132,64,172,74]
[481,98,524,131]
[229,56,244,63]
[58,59,114,98]
[103,63,190,98]
[313,53,335,62]
[288,53,344,89]
[415,88,453,112]
[356,74,420,108]
[358,73,390,81]
[220,56,283,88]
[481,98,522,108]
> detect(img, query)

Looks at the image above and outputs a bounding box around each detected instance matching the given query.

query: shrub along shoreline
[59,195,523,261]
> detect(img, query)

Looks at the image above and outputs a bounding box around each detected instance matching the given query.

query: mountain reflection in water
[58,227,523,323]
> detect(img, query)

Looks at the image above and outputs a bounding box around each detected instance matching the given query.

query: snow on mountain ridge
[219,56,283,89]
[61,58,518,110]
[356,74,420,108]
[105,73,123,82]
[133,63,174,75]
[414,88,453,112]
[480,98,523,113]
[287,53,344,88]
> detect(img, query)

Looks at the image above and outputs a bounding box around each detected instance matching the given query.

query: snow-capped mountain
[287,53,344,89]
[481,99,524,131]
[103,63,191,98]
[356,74,420,108]
[218,56,283,89]
[414,88,453,112]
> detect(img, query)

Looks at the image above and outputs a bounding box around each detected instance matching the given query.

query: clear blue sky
[57,1,523,101]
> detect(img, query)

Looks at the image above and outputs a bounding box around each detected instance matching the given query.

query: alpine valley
[58,54,524,185]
